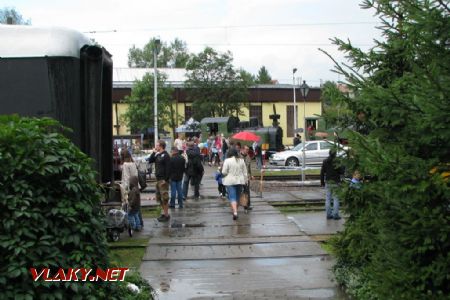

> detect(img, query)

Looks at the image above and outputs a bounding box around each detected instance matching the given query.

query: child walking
[127,176,142,231]
[215,167,227,198]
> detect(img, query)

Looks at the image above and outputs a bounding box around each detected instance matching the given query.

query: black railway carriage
[0,25,113,183]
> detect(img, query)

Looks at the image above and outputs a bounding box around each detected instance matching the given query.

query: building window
[185,105,192,122]
[286,105,297,137]
[249,105,262,126]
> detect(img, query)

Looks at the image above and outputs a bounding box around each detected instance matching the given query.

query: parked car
[269,140,348,167]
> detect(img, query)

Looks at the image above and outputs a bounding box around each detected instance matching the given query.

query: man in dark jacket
[183,142,204,200]
[147,140,171,222]
[169,147,186,208]
[293,133,301,146]
[320,149,344,220]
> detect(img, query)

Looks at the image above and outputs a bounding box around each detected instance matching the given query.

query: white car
[269,140,348,167]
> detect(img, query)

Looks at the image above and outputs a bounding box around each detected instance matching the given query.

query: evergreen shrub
[321,1,450,299]
[0,116,153,299]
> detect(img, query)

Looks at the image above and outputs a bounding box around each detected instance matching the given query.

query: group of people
[120,150,143,232]
[146,139,204,222]
[120,131,360,225]
[320,149,363,220]
[147,136,255,222]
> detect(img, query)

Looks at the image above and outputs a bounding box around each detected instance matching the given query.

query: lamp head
[300,80,309,97]
[154,38,161,54]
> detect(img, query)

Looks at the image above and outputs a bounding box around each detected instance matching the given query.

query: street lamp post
[300,80,309,182]
[153,39,161,147]
[292,68,297,135]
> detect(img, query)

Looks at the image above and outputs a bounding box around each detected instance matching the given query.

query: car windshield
[292,142,315,151]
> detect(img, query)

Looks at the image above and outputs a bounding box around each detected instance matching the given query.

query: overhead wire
[84,21,378,34]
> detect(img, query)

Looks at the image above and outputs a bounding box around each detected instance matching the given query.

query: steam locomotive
[200,107,284,157]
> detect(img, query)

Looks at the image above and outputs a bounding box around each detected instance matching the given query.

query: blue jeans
[128,211,141,230]
[325,183,340,218]
[226,185,242,202]
[170,180,183,207]
[256,156,263,169]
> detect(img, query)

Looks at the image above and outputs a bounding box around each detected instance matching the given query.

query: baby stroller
[102,182,132,242]
[106,203,132,242]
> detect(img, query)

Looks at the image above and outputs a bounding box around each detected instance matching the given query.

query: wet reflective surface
[139,168,348,299]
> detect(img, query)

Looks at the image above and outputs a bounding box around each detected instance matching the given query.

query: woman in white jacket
[221,148,248,220]
[121,150,139,201]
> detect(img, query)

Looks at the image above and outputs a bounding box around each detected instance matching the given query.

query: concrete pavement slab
[287,212,345,235]
[147,223,304,239]
[143,241,326,260]
[140,256,343,299]
[137,165,346,299]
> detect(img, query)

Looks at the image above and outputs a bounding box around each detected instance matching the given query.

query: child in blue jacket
[215,167,227,198]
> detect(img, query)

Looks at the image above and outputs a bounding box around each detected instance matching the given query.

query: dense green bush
[322,1,450,299]
[0,116,153,299]
[0,116,108,298]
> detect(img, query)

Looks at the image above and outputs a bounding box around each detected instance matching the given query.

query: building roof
[200,117,233,124]
[113,68,187,88]
[0,25,92,58]
[113,68,320,90]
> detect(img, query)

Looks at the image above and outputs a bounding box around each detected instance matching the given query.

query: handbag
[239,192,249,207]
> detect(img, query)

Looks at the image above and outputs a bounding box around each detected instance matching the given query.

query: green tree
[185,47,251,120]
[128,38,190,68]
[321,1,450,299]
[320,81,354,131]
[0,7,31,24]
[256,66,272,84]
[239,68,256,85]
[121,72,179,137]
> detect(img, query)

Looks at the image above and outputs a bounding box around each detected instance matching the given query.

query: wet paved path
[140,166,345,299]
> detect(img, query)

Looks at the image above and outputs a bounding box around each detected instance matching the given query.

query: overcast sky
[4,0,382,85]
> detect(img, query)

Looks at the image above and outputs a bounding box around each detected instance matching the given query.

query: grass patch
[276,204,324,214]
[320,240,335,255]
[254,168,321,177]
[141,207,161,219]
[108,237,149,248]
[109,247,146,270]
[109,237,150,270]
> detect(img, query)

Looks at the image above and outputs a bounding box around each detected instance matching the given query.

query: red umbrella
[231,131,260,142]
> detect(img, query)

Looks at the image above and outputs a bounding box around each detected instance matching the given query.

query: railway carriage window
[208,123,218,135]
[305,143,318,151]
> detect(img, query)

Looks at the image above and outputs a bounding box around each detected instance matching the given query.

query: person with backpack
[183,141,204,200]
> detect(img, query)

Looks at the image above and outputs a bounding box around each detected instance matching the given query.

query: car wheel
[111,230,120,242]
[286,157,299,167]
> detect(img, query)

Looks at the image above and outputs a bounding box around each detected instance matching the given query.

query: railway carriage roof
[200,117,234,124]
[0,25,92,59]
